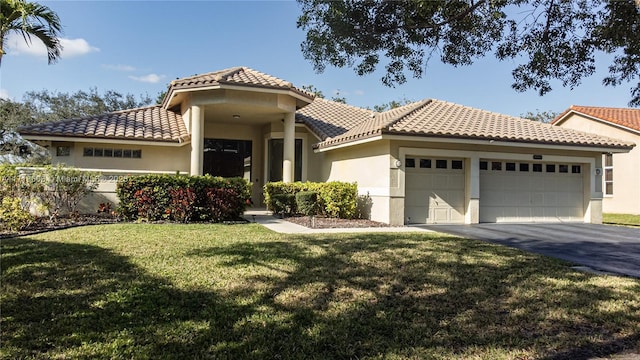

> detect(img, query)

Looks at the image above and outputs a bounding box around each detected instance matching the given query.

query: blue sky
[0,0,634,118]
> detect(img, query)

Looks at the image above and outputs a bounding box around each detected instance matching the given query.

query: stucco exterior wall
[556,115,640,215]
[320,140,392,223]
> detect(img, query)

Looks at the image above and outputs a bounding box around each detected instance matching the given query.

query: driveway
[421,223,640,278]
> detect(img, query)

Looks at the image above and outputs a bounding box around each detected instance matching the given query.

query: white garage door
[405,157,465,224]
[480,160,584,223]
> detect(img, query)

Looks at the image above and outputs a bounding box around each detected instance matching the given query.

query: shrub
[116,174,251,222]
[271,193,297,216]
[33,165,100,217]
[0,197,34,231]
[263,181,357,218]
[318,182,358,219]
[204,187,241,222]
[296,191,319,216]
[169,187,197,223]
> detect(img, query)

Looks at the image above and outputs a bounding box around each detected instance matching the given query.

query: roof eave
[20,134,191,147]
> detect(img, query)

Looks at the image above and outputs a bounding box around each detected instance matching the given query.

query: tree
[300,84,325,98]
[0,88,153,164]
[297,0,640,106]
[0,0,63,65]
[520,109,560,123]
[373,97,414,112]
[22,88,153,123]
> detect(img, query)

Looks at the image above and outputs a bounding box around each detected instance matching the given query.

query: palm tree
[0,0,63,65]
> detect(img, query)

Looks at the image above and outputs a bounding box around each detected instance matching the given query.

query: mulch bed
[0,214,118,239]
[283,215,392,229]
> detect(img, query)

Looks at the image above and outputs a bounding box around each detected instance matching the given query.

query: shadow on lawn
[2,232,639,359]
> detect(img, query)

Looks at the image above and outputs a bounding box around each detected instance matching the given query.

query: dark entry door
[203,139,252,179]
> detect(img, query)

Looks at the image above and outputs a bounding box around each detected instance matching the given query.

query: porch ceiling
[202,103,287,125]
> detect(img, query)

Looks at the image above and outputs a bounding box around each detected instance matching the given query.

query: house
[18,67,635,225]
[552,106,640,215]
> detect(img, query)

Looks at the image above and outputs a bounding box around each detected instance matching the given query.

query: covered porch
[162,70,315,204]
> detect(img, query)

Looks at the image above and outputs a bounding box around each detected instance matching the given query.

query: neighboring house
[19,67,635,225]
[553,106,640,215]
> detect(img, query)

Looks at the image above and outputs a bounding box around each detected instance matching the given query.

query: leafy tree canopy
[0,0,63,65]
[0,88,153,161]
[520,109,560,123]
[297,0,640,106]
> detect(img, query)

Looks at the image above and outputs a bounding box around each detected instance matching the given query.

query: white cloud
[354,90,365,96]
[129,73,165,84]
[103,64,136,72]
[5,33,99,58]
[0,89,10,100]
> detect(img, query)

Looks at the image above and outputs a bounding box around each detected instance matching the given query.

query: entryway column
[190,105,204,176]
[282,112,295,183]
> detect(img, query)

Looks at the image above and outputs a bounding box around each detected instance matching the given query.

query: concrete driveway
[421,223,640,278]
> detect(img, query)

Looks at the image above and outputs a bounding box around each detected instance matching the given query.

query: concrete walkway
[243,209,430,234]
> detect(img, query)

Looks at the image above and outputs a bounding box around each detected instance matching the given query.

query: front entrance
[203,139,252,180]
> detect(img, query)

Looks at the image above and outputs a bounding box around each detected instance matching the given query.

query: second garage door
[480,160,584,223]
[405,157,465,224]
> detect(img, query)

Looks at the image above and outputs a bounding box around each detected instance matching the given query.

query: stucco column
[190,105,204,176]
[465,155,480,224]
[282,112,295,183]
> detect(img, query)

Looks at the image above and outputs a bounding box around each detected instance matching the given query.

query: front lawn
[2,224,639,359]
[604,213,640,227]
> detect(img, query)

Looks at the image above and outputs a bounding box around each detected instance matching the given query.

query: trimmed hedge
[116,174,251,222]
[263,181,358,219]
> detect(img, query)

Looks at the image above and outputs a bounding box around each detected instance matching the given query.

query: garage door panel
[405,158,465,224]
[480,160,584,223]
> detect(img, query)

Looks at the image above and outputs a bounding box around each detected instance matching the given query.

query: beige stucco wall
[556,115,640,215]
[319,140,393,224]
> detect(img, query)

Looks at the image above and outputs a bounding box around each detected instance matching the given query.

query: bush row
[263,181,358,219]
[0,164,100,231]
[116,174,251,222]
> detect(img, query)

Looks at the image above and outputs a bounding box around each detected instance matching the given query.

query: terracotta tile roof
[314,99,635,150]
[552,105,640,132]
[18,106,189,143]
[168,66,314,100]
[295,97,374,140]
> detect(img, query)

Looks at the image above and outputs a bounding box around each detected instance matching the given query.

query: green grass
[604,213,640,227]
[2,224,639,359]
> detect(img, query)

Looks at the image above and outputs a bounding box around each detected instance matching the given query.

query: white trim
[314,135,383,152]
[397,147,599,224]
[22,135,189,147]
[384,134,630,153]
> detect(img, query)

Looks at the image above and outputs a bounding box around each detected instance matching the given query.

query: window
[419,159,431,168]
[268,139,302,182]
[405,158,415,168]
[571,165,581,174]
[56,146,70,157]
[480,161,488,170]
[533,163,542,172]
[605,154,613,195]
[519,163,529,172]
[559,164,568,173]
[451,160,463,169]
[436,160,447,169]
[506,162,516,171]
[491,161,502,171]
[546,164,556,173]
[83,147,141,158]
